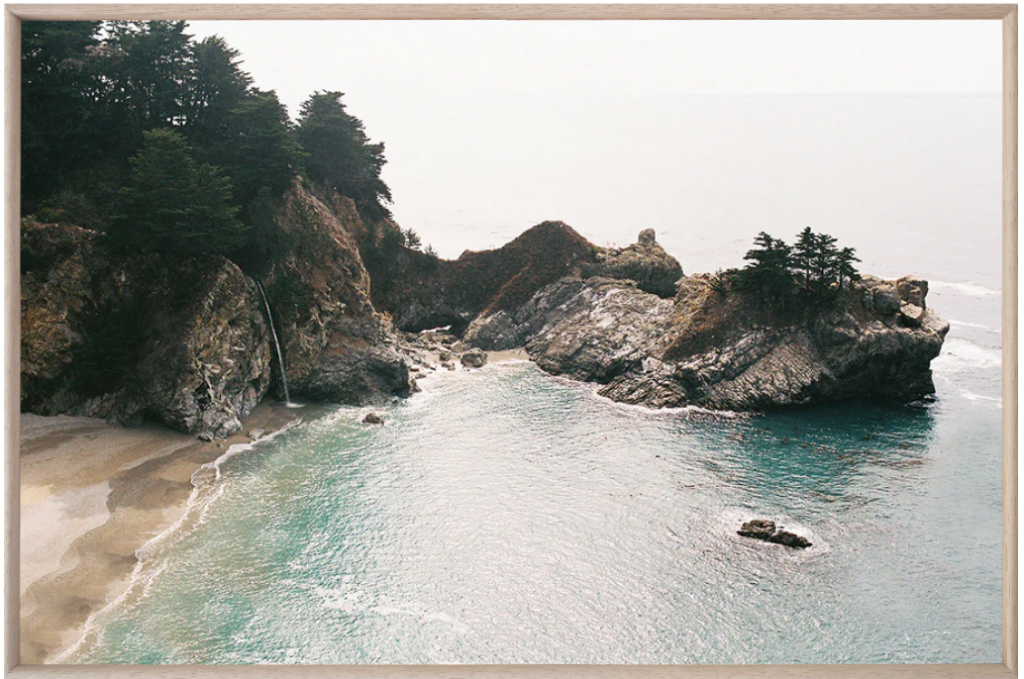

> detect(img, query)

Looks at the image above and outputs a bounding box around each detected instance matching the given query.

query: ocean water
[62,94,1002,664]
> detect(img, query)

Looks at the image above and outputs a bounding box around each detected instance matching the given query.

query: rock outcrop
[461,228,685,350]
[579,228,683,298]
[20,183,415,437]
[362,220,601,334]
[22,201,949,428]
[259,186,413,405]
[465,267,948,411]
[738,519,812,549]
[460,348,488,368]
[21,220,271,438]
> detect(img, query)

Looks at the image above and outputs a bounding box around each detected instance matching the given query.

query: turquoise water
[67,345,1000,663]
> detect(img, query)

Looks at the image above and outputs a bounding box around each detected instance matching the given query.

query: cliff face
[21,220,272,437]
[20,184,413,437]
[260,186,412,404]
[362,221,684,341]
[466,266,949,411]
[363,221,601,333]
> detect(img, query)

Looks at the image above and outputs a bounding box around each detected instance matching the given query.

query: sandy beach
[19,401,303,664]
[19,349,529,664]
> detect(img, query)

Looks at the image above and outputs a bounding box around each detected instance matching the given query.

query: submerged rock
[738,519,812,549]
[362,412,384,425]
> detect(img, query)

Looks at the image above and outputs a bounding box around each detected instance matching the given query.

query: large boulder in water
[460,348,488,368]
[738,519,812,549]
[20,220,272,438]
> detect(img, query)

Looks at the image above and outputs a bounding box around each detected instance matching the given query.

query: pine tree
[792,226,816,287]
[208,89,304,207]
[109,129,247,256]
[295,91,393,222]
[836,246,861,290]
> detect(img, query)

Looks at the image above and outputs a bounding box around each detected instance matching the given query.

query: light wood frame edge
[3,4,1018,678]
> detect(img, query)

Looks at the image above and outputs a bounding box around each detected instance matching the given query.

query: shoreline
[20,348,529,664]
[19,401,304,664]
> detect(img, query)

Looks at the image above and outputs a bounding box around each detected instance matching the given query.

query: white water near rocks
[66,94,1001,664]
[256,281,292,405]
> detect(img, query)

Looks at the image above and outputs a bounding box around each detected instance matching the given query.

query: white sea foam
[931,338,1002,374]
[317,586,470,634]
[584,385,748,421]
[929,281,1001,297]
[948,319,998,332]
[50,420,302,664]
[960,391,1003,408]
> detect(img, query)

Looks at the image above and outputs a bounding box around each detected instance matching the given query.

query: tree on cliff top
[734,228,860,308]
[207,89,304,209]
[296,91,393,223]
[109,129,247,256]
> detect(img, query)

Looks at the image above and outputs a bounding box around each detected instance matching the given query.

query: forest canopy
[22,20,395,259]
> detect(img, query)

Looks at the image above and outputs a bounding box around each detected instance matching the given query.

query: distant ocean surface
[65,94,1003,664]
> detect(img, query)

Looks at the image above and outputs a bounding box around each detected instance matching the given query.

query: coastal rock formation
[362,220,601,334]
[21,205,950,428]
[461,228,685,350]
[460,348,488,368]
[20,184,414,437]
[465,267,948,410]
[21,220,272,438]
[579,228,683,298]
[259,186,413,404]
[738,519,812,549]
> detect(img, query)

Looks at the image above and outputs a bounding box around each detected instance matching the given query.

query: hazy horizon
[183,21,1002,281]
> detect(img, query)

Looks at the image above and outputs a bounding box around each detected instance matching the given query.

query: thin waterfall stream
[256,280,292,405]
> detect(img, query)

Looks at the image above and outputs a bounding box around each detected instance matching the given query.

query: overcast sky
[183,20,1002,265]
[187,20,1002,119]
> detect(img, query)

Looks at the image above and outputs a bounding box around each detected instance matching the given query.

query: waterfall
[255,280,292,405]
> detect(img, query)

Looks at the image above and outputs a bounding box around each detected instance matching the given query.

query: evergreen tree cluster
[22,20,396,260]
[733,227,861,306]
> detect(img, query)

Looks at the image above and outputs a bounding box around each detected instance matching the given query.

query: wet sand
[19,402,303,664]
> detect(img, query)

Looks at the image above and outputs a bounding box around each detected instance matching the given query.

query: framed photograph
[5,4,1018,678]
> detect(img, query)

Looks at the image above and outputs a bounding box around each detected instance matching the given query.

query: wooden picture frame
[4,4,1018,677]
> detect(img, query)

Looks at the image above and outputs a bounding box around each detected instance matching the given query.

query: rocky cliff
[22,220,272,437]
[22,206,949,430]
[259,186,412,404]
[363,222,683,339]
[465,255,949,410]
[362,220,601,333]
[21,183,414,438]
